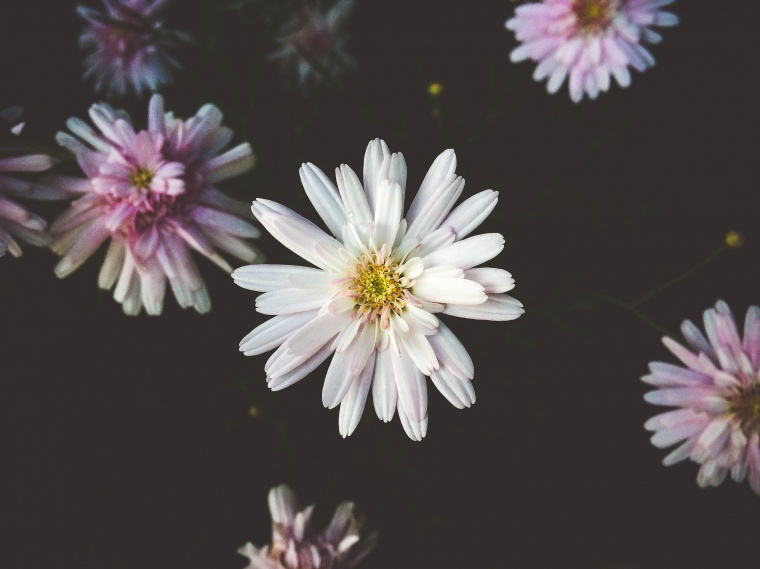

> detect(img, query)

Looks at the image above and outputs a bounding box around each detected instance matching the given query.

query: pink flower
[271,0,356,89]
[0,107,65,258]
[238,484,376,569]
[506,0,679,102]
[78,0,188,97]
[49,94,261,315]
[644,301,760,494]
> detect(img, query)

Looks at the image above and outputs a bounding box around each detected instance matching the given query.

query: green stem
[602,296,672,337]
[629,245,727,308]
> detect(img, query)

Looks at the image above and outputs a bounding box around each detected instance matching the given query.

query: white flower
[234,139,523,440]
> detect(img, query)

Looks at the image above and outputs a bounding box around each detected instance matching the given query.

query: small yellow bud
[428,82,443,96]
[726,230,744,249]
[248,405,260,418]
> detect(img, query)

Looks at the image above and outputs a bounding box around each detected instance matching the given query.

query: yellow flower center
[130,167,154,190]
[354,263,403,309]
[573,0,617,32]
[347,250,414,328]
[731,384,760,434]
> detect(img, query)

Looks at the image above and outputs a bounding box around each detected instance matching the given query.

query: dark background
[2,1,759,568]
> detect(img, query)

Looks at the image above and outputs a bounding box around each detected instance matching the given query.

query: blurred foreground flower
[234,139,523,440]
[78,0,188,97]
[506,0,679,102]
[239,484,376,569]
[644,301,760,494]
[0,107,64,258]
[48,94,261,315]
[271,0,355,89]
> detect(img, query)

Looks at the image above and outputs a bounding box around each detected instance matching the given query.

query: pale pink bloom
[234,139,523,440]
[78,0,188,97]
[49,94,261,316]
[238,484,376,569]
[644,301,760,494]
[0,107,65,258]
[271,0,356,89]
[506,0,679,102]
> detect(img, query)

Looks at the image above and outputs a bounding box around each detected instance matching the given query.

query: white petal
[233,264,326,292]
[428,321,474,380]
[240,311,318,356]
[336,164,372,226]
[287,312,350,358]
[442,294,524,321]
[405,176,465,240]
[392,350,428,420]
[422,233,504,270]
[373,180,403,247]
[464,268,514,293]
[431,367,476,409]
[372,348,397,422]
[363,138,390,213]
[268,343,334,391]
[269,485,298,525]
[339,351,376,437]
[256,288,328,315]
[407,149,457,225]
[412,276,486,306]
[322,349,355,409]
[299,162,347,238]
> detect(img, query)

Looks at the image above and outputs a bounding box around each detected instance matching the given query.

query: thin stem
[602,296,672,337]
[630,245,728,308]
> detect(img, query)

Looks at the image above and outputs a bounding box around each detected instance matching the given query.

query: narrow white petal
[413,276,486,306]
[464,267,515,293]
[322,349,355,409]
[431,367,476,409]
[363,138,390,213]
[240,311,318,356]
[232,264,326,292]
[407,149,457,225]
[372,349,397,422]
[428,321,474,380]
[392,350,428,421]
[339,352,376,437]
[300,162,347,238]
[442,294,524,321]
[256,288,328,315]
[422,233,504,270]
[336,164,372,226]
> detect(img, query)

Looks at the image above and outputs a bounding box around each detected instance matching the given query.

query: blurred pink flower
[239,484,376,569]
[644,301,760,494]
[271,0,356,89]
[234,139,523,440]
[506,0,679,102]
[49,94,261,315]
[78,0,188,97]
[0,107,64,258]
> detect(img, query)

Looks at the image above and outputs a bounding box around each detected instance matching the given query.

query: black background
[2,1,759,568]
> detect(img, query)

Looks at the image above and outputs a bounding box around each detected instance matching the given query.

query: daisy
[234,139,523,440]
[78,0,188,97]
[270,0,356,89]
[239,484,376,569]
[0,107,62,258]
[48,94,261,315]
[506,0,679,102]
[644,301,760,494]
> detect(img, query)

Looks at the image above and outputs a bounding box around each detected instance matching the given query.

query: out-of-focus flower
[643,301,760,494]
[78,0,188,97]
[270,0,356,89]
[48,94,261,315]
[239,484,376,569]
[234,139,523,440]
[506,0,679,102]
[725,230,744,249]
[0,107,64,258]
[428,83,444,97]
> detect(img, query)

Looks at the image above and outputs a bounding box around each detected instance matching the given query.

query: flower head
[0,107,63,258]
[78,0,188,97]
[234,139,523,440]
[49,94,261,315]
[506,0,679,102]
[239,484,376,569]
[643,301,760,494]
[271,0,356,89]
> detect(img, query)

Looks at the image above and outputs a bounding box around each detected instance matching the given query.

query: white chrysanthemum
[234,139,524,440]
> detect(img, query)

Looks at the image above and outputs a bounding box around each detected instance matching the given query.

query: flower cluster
[234,139,523,440]
[78,0,188,97]
[270,0,356,89]
[239,484,376,569]
[0,107,63,258]
[644,301,760,494]
[49,94,261,315]
[506,0,679,101]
